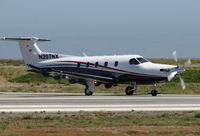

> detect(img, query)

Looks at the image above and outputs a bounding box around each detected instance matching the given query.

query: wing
[27,64,114,83]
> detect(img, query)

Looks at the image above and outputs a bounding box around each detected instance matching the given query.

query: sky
[0,0,200,59]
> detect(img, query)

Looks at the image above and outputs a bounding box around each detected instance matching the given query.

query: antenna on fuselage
[82,52,87,57]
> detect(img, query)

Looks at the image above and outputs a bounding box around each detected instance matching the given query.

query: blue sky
[0,0,200,59]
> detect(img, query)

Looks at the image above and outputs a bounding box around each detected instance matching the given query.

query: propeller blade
[173,51,178,65]
[179,75,185,90]
[168,71,177,81]
[184,59,191,67]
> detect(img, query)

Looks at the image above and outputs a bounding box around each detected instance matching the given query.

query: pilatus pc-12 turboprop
[0,37,190,96]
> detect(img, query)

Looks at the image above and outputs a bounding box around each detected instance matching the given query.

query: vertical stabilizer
[0,37,50,70]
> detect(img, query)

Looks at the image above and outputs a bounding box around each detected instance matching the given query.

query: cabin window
[114,61,118,67]
[95,62,99,67]
[104,61,108,67]
[129,58,139,65]
[77,62,80,68]
[137,57,148,63]
[86,62,90,67]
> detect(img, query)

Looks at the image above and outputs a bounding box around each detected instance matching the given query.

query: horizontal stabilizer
[0,37,50,42]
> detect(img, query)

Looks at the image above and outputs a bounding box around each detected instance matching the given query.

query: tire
[84,86,93,96]
[125,86,134,95]
[151,89,157,96]
[95,82,101,86]
[104,84,112,88]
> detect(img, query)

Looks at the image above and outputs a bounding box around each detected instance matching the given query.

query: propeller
[172,51,187,90]
[183,59,191,68]
[173,51,178,65]
[180,76,185,90]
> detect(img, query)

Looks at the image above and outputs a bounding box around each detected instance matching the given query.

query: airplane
[0,37,190,96]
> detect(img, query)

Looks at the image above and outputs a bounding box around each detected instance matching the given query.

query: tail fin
[0,37,51,70]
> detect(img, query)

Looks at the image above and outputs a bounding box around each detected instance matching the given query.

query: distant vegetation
[1,58,200,66]
[9,73,69,85]
[1,59,200,94]
[150,58,200,65]
[8,69,200,84]
[173,69,200,83]
[3,69,200,94]
[0,59,24,66]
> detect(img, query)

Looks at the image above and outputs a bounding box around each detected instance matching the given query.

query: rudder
[0,37,50,70]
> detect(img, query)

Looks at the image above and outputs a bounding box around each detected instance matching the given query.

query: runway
[0,92,200,112]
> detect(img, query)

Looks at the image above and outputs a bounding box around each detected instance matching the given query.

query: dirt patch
[1,111,200,136]
[1,126,200,136]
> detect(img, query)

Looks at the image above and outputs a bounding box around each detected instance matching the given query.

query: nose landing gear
[151,83,157,96]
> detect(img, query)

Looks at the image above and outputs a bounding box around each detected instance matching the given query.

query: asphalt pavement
[0,93,200,112]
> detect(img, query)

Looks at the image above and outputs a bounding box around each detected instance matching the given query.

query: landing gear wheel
[84,86,93,96]
[104,84,112,88]
[151,89,157,96]
[125,86,134,95]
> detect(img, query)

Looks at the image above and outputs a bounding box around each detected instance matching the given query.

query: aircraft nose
[176,66,185,74]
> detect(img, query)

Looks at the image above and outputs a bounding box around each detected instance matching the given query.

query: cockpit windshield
[136,57,149,63]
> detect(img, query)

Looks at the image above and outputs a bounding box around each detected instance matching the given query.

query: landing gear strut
[125,86,134,95]
[84,80,95,96]
[151,83,158,96]
[125,82,137,95]
[85,85,93,96]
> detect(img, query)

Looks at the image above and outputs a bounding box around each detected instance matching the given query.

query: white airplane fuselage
[0,37,185,96]
[39,55,181,85]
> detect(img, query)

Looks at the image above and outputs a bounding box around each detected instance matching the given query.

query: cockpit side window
[137,57,148,63]
[129,58,140,65]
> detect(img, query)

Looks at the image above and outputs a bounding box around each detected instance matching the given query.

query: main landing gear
[125,82,137,95]
[84,80,95,96]
[125,82,158,96]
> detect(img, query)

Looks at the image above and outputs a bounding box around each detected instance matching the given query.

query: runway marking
[1,93,200,112]
[0,97,200,100]
[1,104,200,108]
[0,104,200,112]
[0,108,200,112]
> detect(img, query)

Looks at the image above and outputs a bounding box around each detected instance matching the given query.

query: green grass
[0,123,8,130]
[8,133,20,136]
[0,112,199,136]
[181,70,200,83]
[0,59,24,66]
[1,59,200,66]
[150,58,200,65]
[8,69,200,84]
[1,112,200,129]
[169,69,200,83]
[9,73,69,85]
[23,115,33,120]
[0,68,26,79]
[195,113,200,118]
[2,64,200,94]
